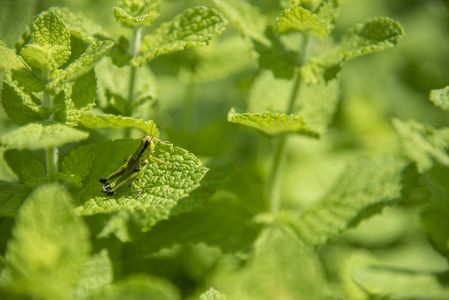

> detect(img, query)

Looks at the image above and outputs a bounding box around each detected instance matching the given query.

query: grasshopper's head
[142,135,156,152]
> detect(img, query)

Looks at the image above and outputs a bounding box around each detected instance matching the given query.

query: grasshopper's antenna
[151,118,170,139]
[149,99,158,138]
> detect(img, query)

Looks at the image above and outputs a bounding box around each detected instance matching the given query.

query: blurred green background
[1,0,449,299]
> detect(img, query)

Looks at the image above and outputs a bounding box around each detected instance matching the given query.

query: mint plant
[1,0,449,299]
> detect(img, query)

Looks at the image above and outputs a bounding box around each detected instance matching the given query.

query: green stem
[266,35,312,218]
[43,88,58,182]
[46,146,58,182]
[183,82,194,132]
[125,26,142,138]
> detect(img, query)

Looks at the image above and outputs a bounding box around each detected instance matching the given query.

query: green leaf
[289,156,408,247]
[212,0,269,45]
[315,0,340,24]
[351,263,449,299]
[198,288,226,300]
[227,108,318,137]
[248,70,340,134]
[1,81,43,126]
[0,41,26,71]
[47,39,114,90]
[65,139,207,233]
[179,36,257,84]
[171,158,236,216]
[95,57,157,117]
[429,86,449,111]
[85,275,180,300]
[124,201,261,256]
[421,205,449,259]
[393,118,449,172]
[0,122,89,150]
[303,16,404,84]
[72,69,97,108]
[253,26,296,80]
[0,181,30,217]
[49,70,98,126]
[11,65,46,93]
[113,0,160,28]
[74,249,113,299]
[423,163,449,208]
[21,158,46,188]
[0,0,36,48]
[133,6,227,66]
[80,114,157,135]
[30,11,71,69]
[3,149,42,182]
[275,7,332,37]
[209,227,327,300]
[341,17,404,61]
[48,7,109,38]
[3,184,90,300]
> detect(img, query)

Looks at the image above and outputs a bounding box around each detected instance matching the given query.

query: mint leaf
[3,149,42,182]
[0,181,29,217]
[47,39,114,90]
[0,122,89,150]
[209,227,327,299]
[315,0,340,24]
[0,41,26,71]
[48,7,109,39]
[421,205,449,259]
[341,17,404,61]
[1,81,43,125]
[350,263,449,299]
[253,27,297,79]
[74,249,113,299]
[429,86,449,112]
[29,11,71,69]
[85,275,180,300]
[80,114,157,135]
[133,6,227,66]
[198,288,226,300]
[21,158,46,188]
[0,0,35,47]
[95,57,158,117]
[65,139,207,232]
[179,36,257,84]
[212,0,269,45]
[171,159,236,216]
[275,7,332,37]
[248,70,340,134]
[289,157,408,247]
[113,0,160,28]
[3,184,90,299]
[125,201,261,256]
[227,108,318,137]
[71,69,97,108]
[53,70,97,127]
[393,118,449,171]
[423,163,449,208]
[304,16,404,84]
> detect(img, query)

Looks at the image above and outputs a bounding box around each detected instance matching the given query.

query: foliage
[0,0,449,299]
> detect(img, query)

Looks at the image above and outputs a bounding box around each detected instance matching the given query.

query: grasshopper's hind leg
[150,156,180,167]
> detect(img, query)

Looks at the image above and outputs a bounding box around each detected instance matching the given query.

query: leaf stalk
[267,35,312,218]
[125,26,143,138]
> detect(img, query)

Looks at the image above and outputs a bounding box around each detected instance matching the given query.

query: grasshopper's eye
[145,138,152,147]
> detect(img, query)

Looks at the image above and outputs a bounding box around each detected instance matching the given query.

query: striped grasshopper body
[99,135,179,196]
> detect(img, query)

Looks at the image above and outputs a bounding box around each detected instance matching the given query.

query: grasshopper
[99,103,179,196]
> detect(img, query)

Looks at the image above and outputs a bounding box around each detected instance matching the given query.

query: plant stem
[266,35,312,218]
[125,26,142,138]
[43,88,58,182]
[183,82,194,132]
